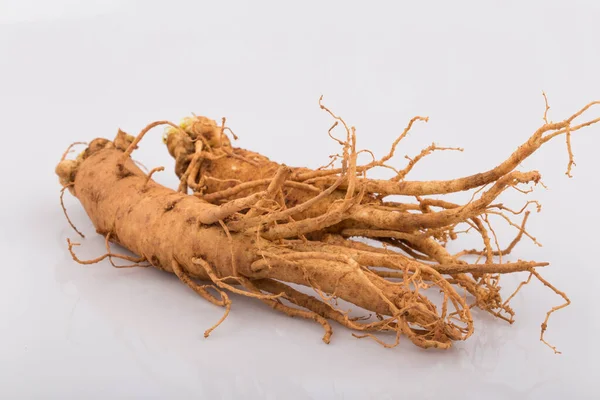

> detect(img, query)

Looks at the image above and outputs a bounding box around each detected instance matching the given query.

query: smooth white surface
[1,1,600,398]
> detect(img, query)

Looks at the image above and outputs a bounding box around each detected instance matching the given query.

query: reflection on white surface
[1,0,599,398]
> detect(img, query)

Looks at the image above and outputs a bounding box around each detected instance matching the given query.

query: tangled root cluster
[59,94,599,352]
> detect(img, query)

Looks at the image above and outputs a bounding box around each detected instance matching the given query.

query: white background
[1,0,600,398]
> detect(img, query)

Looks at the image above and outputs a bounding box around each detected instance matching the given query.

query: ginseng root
[56,94,598,352]
[56,130,482,350]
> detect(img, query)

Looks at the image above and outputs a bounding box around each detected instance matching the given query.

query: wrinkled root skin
[167,127,373,230]
[72,149,252,279]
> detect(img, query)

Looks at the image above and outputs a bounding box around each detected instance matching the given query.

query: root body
[57,134,474,349]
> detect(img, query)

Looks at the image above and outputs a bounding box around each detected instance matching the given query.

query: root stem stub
[56,95,600,353]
